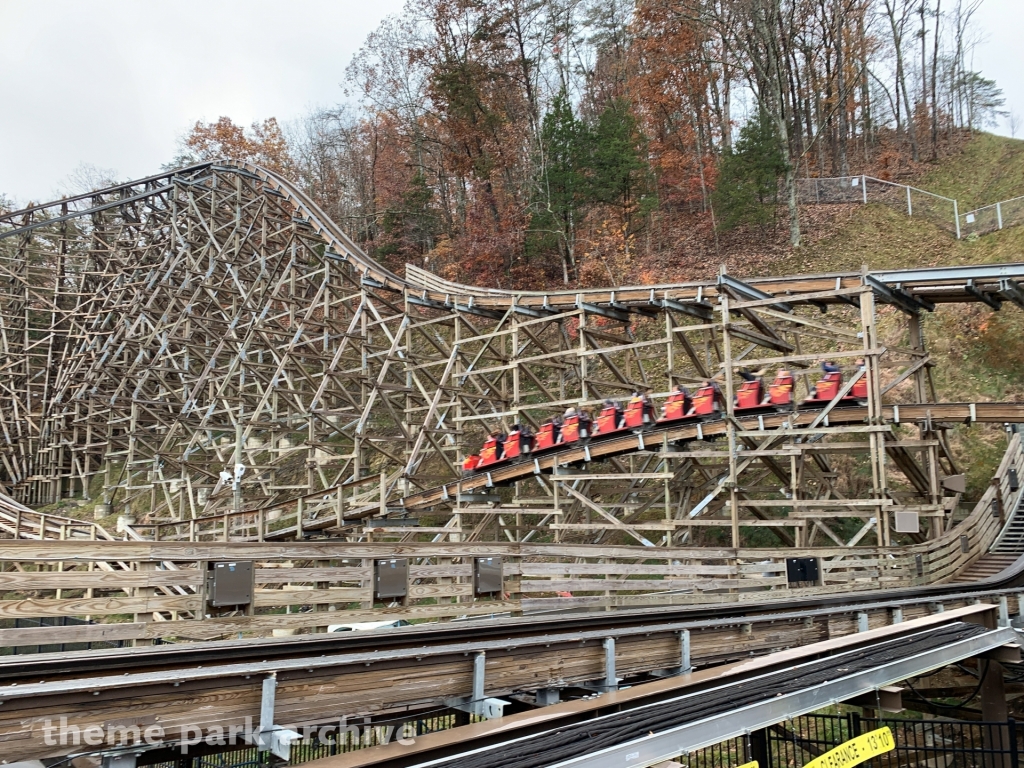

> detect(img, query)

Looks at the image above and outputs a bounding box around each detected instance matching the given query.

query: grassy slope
[917,132,1024,209]
[749,132,1024,498]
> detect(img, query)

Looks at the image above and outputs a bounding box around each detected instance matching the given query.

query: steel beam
[864,275,935,314]
[717,273,794,313]
[542,627,1016,768]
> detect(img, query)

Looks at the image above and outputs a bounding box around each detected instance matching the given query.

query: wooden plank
[254,587,371,607]
[0,622,147,648]
[0,570,203,589]
[0,595,201,619]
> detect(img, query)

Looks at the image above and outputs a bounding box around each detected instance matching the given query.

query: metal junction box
[207,561,253,607]
[474,556,503,595]
[786,557,820,585]
[375,558,409,600]
[894,510,920,533]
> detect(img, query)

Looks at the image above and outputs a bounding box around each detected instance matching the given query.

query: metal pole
[907,186,913,216]
[603,637,617,691]
[680,629,692,674]
[473,651,486,714]
[862,175,867,204]
[997,201,1003,230]
[954,199,961,239]
[259,672,277,749]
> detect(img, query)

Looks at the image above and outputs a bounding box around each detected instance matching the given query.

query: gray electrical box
[207,561,253,607]
[374,558,408,600]
[786,557,820,585]
[474,556,503,595]
[894,510,919,533]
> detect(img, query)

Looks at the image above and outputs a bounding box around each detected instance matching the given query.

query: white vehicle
[327,619,410,632]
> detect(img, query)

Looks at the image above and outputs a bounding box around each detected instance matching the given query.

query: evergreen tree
[712,111,787,231]
[530,91,590,283]
[590,98,656,223]
[377,171,437,263]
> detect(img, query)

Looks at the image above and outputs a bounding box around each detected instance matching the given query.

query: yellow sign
[735,762,759,768]
[803,727,895,768]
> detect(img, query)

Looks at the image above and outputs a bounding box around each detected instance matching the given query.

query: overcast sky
[1,0,1021,206]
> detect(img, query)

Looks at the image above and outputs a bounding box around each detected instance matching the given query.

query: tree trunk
[836,0,850,176]
[930,0,942,156]
[858,7,873,144]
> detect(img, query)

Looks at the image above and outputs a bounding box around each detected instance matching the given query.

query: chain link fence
[960,194,1024,237]
[798,174,1024,240]
[796,175,961,237]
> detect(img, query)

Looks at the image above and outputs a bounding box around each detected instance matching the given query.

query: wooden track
[403,402,1024,509]
[2,160,1023,555]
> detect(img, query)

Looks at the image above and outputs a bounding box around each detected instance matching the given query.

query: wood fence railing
[1,437,1020,648]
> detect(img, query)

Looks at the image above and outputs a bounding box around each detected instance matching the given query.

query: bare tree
[882,0,919,161]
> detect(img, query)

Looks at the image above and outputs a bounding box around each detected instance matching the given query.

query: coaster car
[595,396,650,436]
[734,379,764,411]
[534,413,590,451]
[657,384,720,424]
[661,390,692,421]
[768,372,794,407]
[477,429,534,469]
[805,371,868,404]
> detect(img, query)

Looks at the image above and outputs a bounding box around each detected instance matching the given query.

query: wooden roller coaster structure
[2,159,1024,555]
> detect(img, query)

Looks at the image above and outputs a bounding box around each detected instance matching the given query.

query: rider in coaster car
[641,388,655,419]
[821,360,841,373]
[701,378,722,395]
[579,408,593,432]
[490,429,506,459]
[763,368,792,403]
[664,384,691,417]
[604,399,625,428]
[738,367,767,383]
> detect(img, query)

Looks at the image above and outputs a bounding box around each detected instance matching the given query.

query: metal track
[2,551,1022,682]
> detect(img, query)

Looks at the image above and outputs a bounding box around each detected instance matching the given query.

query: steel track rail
[341,609,1014,768]
[1,551,1022,685]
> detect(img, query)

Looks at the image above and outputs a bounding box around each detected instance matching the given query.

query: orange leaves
[184,117,293,175]
[629,0,717,208]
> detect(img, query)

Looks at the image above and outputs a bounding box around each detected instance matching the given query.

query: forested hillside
[171,0,1006,291]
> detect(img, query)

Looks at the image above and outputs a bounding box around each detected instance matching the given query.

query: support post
[473,651,486,713]
[536,688,561,706]
[679,629,692,674]
[980,659,1011,767]
[604,637,617,691]
[748,727,770,768]
[257,672,301,759]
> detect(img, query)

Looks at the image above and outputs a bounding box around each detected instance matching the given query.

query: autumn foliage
[177,0,1003,290]
[183,117,293,175]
